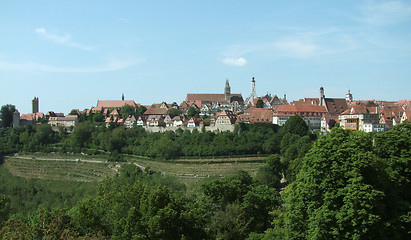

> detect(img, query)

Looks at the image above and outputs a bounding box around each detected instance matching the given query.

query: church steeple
[224,79,231,102]
[245,76,258,106]
[319,87,325,106]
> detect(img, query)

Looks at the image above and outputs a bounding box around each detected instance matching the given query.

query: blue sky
[1,0,410,114]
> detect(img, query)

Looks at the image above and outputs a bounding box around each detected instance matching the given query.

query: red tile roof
[275,104,327,113]
[291,98,320,105]
[185,94,243,103]
[324,98,348,116]
[341,105,376,115]
[239,108,273,123]
[96,100,137,109]
[144,107,168,115]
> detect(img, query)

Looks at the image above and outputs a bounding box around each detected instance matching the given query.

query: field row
[5,157,117,182]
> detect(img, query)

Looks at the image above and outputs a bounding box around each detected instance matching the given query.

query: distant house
[185,80,244,113]
[339,105,382,132]
[92,99,139,117]
[171,115,185,127]
[215,110,237,125]
[400,110,411,123]
[48,115,78,128]
[272,104,327,131]
[237,108,273,123]
[124,115,137,128]
[20,112,45,126]
[136,116,147,126]
[147,115,164,127]
[269,95,288,107]
[187,118,203,128]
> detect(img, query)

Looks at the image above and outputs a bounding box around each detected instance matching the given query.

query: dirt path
[11,156,105,163]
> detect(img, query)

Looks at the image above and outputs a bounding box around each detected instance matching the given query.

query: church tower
[224,79,231,102]
[319,87,325,106]
[32,97,39,113]
[345,90,353,102]
[245,77,258,106]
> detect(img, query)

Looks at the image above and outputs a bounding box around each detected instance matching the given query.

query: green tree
[242,185,280,233]
[33,124,54,146]
[255,155,283,189]
[68,109,79,115]
[93,111,104,122]
[256,99,264,108]
[280,115,309,137]
[136,105,147,117]
[374,123,411,238]
[0,195,10,226]
[0,104,15,128]
[202,171,252,206]
[187,106,200,118]
[167,108,182,118]
[284,128,386,239]
[212,203,251,240]
[69,122,93,149]
[121,104,135,119]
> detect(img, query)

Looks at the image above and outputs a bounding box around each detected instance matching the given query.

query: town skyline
[1,1,411,114]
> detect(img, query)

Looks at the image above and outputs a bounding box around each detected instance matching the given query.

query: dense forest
[0,117,410,239]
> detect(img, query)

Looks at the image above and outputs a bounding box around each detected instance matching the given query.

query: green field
[4,155,118,182]
[4,154,266,185]
[132,157,265,178]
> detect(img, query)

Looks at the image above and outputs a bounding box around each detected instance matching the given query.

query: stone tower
[224,79,231,102]
[32,97,39,113]
[13,109,20,128]
[319,87,325,106]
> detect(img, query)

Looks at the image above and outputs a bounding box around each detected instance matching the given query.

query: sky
[0,0,410,114]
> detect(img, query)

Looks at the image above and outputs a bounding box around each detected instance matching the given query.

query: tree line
[1,112,409,239]
[1,123,409,239]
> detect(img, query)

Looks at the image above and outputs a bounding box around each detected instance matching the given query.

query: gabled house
[200,104,212,116]
[171,115,184,127]
[237,108,273,123]
[136,116,147,126]
[269,95,288,107]
[215,110,237,125]
[272,104,327,131]
[339,105,382,132]
[147,115,164,127]
[20,112,45,126]
[48,115,78,128]
[124,115,137,128]
[400,110,411,123]
[187,118,203,128]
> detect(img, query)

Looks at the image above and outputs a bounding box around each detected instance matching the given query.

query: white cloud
[35,28,95,51]
[360,0,411,25]
[0,57,142,73]
[222,57,247,66]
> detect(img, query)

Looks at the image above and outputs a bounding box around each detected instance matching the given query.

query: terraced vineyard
[132,157,266,178]
[4,156,118,182]
[4,154,266,186]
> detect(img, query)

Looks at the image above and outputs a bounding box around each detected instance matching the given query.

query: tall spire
[244,76,258,106]
[319,87,325,106]
[224,79,231,102]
